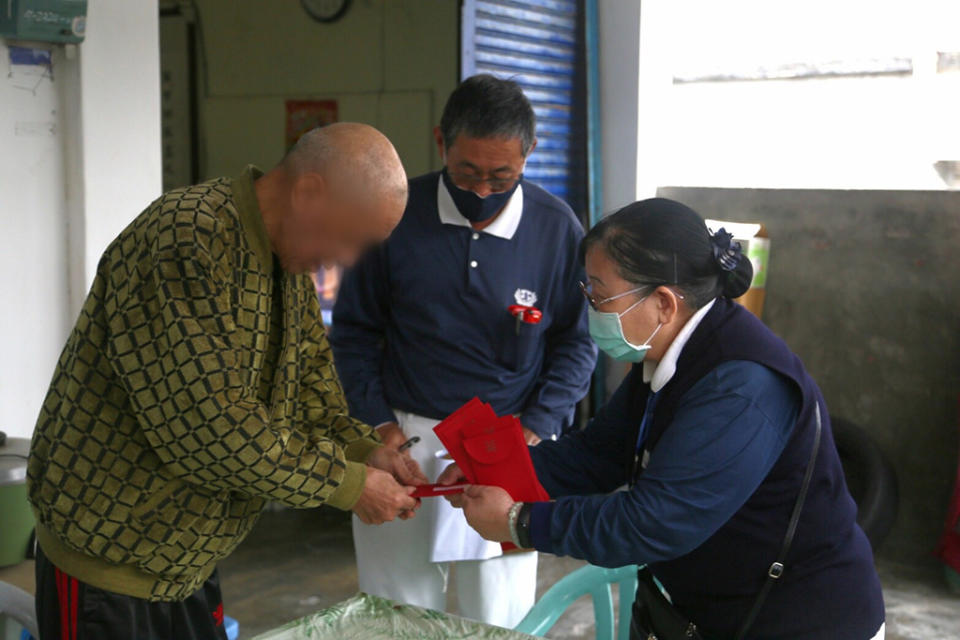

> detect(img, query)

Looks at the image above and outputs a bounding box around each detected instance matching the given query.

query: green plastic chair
[514,564,638,640]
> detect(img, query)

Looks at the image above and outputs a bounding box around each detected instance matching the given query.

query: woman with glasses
[442,198,885,639]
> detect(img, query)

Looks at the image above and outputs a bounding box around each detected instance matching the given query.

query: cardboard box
[705,220,770,318]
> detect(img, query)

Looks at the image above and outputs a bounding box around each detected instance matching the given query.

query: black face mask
[441,168,522,223]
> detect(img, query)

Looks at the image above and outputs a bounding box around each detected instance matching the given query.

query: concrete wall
[0,0,161,439]
[192,0,458,180]
[658,186,960,565]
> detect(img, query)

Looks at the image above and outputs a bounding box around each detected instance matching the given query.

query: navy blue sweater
[330,172,597,438]
[529,299,884,639]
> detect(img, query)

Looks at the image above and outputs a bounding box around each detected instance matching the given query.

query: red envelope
[462,416,550,503]
[434,398,497,483]
[411,483,467,498]
[433,399,551,552]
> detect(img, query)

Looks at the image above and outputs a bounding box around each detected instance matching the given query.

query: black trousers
[35,545,228,640]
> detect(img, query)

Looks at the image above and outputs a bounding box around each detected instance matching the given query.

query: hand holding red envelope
[431,397,550,551]
[410,483,468,498]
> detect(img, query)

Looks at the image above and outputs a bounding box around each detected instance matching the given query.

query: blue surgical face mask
[441,167,522,223]
[588,295,663,362]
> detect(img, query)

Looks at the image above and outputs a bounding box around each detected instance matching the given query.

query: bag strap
[735,403,823,640]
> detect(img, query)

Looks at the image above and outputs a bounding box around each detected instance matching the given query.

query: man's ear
[433,126,445,162]
[526,137,538,158]
[291,172,326,209]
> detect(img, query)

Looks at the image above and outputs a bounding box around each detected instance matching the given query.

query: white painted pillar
[64,0,162,311]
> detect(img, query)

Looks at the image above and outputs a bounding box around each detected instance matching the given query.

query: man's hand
[522,427,542,446]
[461,485,514,543]
[375,421,407,450]
[352,466,420,525]
[367,445,429,486]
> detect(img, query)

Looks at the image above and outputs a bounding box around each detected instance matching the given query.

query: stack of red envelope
[432,397,551,552]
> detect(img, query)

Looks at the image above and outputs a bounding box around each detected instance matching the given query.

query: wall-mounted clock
[302,0,351,23]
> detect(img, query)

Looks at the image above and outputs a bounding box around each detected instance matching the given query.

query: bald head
[283,122,408,214]
[258,123,409,273]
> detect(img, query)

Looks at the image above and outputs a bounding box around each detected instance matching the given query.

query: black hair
[581,198,754,309]
[440,74,536,155]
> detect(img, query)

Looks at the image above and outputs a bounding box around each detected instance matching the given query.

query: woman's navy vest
[634,298,884,639]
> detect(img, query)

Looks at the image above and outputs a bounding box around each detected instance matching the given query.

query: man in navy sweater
[330,75,596,626]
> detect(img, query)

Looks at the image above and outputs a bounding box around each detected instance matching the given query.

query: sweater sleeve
[298,282,381,465]
[110,229,368,511]
[528,361,800,567]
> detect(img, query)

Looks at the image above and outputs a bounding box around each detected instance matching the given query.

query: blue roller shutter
[461,0,588,220]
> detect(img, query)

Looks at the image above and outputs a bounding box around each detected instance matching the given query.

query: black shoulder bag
[629,405,823,640]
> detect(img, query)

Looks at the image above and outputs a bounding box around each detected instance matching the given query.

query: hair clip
[710,228,743,272]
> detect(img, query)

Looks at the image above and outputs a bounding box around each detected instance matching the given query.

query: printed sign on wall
[285,99,338,150]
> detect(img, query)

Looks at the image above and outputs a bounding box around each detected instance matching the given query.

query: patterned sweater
[27,166,380,601]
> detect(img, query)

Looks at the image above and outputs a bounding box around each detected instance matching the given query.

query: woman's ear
[653,286,682,326]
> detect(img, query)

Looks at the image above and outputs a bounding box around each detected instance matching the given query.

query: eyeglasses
[579,281,647,311]
[579,281,684,311]
[447,171,520,194]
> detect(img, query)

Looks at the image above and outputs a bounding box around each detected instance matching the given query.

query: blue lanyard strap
[630,390,659,485]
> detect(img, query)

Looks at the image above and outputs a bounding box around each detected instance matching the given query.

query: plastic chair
[0,581,38,640]
[514,564,638,640]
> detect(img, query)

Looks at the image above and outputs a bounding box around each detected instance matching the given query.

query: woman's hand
[438,462,468,507]
[460,485,514,543]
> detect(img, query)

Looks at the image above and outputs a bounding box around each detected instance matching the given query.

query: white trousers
[870,623,885,640]
[353,411,538,628]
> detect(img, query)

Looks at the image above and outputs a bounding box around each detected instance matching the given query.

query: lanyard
[629,390,659,486]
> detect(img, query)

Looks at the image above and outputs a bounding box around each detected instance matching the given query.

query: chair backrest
[0,581,39,639]
[514,564,638,640]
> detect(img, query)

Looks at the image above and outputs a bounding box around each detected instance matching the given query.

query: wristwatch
[516,503,533,549]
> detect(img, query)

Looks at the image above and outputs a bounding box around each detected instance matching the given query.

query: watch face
[301,0,350,23]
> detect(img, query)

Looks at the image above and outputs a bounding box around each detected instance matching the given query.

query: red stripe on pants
[55,568,68,640]
[54,567,79,640]
[70,574,78,640]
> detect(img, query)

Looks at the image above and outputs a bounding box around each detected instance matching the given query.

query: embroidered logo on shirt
[514,288,538,306]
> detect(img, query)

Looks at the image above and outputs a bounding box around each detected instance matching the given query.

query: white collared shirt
[436,175,525,240]
[643,298,717,392]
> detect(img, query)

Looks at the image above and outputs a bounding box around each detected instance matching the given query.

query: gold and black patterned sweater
[27,166,380,601]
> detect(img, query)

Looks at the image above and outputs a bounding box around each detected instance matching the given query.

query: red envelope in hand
[411,483,467,498]
[433,399,550,552]
[461,415,550,503]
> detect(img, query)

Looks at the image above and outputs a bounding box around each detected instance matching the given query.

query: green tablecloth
[250,593,538,640]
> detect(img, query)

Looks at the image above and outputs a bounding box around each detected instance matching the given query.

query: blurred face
[584,246,686,362]
[433,127,532,197]
[276,172,403,273]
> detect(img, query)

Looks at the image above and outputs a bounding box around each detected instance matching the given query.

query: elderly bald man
[27,123,425,640]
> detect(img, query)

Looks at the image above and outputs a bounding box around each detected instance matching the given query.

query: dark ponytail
[581,198,754,309]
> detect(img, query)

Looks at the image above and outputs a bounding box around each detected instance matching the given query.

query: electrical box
[0,0,87,44]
